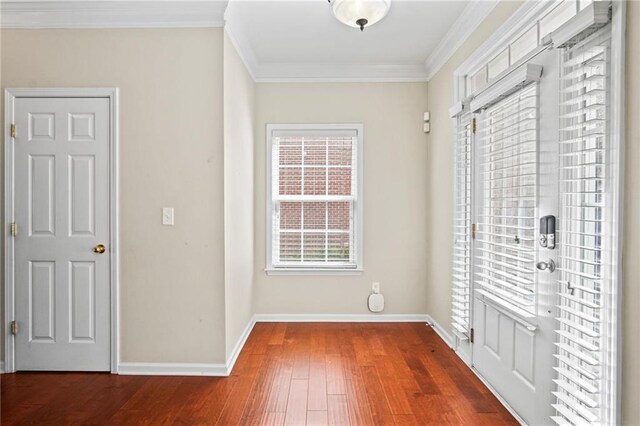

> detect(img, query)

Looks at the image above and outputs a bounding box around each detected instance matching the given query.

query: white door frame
[3,88,119,373]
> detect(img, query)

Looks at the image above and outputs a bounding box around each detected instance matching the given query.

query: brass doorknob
[93,244,106,254]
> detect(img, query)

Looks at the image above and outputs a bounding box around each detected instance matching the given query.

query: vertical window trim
[265,123,364,275]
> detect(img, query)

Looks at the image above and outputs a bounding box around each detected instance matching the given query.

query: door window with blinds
[475,84,538,316]
[266,124,363,272]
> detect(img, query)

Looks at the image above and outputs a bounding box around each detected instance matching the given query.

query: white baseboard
[116,313,431,377]
[225,316,256,375]
[118,316,256,377]
[253,313,430,323]
[118,362,228,376]
[0,361,4,374]
[425,314,454,348]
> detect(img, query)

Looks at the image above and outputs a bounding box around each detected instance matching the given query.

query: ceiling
[229,1,468,64]
[225,0,500,81]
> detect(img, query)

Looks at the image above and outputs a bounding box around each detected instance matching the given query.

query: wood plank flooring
[0,322,517,425]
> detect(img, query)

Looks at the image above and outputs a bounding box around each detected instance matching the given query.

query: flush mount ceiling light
[329,0,391,32]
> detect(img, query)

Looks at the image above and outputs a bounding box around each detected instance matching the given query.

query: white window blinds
[552,28,612,426]
[474,83,538,315]
[452,111,472,337]
[270,129,359,268]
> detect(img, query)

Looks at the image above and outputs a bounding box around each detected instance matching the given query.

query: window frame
[265,123,364,276]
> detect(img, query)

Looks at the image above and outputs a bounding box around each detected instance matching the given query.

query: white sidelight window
[451,110,473,337]
[552,27,617,426]
[266,124,363,273]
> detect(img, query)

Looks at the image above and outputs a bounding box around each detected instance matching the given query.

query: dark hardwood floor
[0,322,516,425]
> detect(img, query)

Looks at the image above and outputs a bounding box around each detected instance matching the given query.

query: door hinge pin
[11,223,17,237]
[10,124,16,138]
[472,118,477,135]
[10,320,18,335]
[470,328,474,344]
[471,223,476,240]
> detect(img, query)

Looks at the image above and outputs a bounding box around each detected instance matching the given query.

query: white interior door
[471,49,559,425]
[13,97,111,371]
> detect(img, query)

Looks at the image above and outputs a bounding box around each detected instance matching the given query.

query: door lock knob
[536,259,556,273]
[93,244,106,254]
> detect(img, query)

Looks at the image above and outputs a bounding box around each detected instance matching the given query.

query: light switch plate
[162,208,174,225]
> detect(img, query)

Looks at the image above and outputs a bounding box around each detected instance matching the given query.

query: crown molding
[253,62,429,83]
[424,0,500,80]
[0,1,228,29]
[224,2,258,81]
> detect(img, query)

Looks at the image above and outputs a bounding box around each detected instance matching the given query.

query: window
[553,28,612,426]
[451,110,473,338]
[475,83,538,316]
[266,124,363,274]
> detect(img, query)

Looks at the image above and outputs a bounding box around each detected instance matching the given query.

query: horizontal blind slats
[554,29,611,425]
[451,112,472,336]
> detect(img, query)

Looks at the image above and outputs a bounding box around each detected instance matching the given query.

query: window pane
[279,232,301,261]
[328,202,351,230]
[303,232,326,261]
[279,167,302,195]
[540,1,577,40]
[279,138,302,165]
[303,167,326,195]
[511,26,538,65]
[470,67,488,93]
[303,202,326,230]
[328,139,353,166]
[328,167,352,196]
[303,139,326,166]
[488,48,510,80]
[280,201,301,230]
[328,233,350,262]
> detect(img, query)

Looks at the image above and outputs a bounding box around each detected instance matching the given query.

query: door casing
[3,88,119,373]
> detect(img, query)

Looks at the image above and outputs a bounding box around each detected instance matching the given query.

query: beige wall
[223,32,255,358]
[622,2,640,424]
[1,29,227,364]
[253,82,429,315]
[426,2,639,424]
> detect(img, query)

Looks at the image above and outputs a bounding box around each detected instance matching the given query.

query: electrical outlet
[372,282,380,294]
[162,207,174,226]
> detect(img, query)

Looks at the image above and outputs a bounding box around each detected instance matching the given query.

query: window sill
[264,268,364,276]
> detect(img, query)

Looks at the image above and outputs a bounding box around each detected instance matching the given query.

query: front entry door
[471,49,559,425]
[13,97,111,371]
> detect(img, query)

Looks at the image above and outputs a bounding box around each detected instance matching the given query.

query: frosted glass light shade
[332,0,391,31]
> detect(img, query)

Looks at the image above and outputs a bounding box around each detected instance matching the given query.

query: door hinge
[472,118,477,135]
[11,223,17,237]
[10,320,18,335]
[471,223,476,240]
[470,328,474,344]
[10,124,16,138]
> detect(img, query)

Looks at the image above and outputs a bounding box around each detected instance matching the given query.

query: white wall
[223,32,255,358]
[253,82,429,316]
[1,28,227,364]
